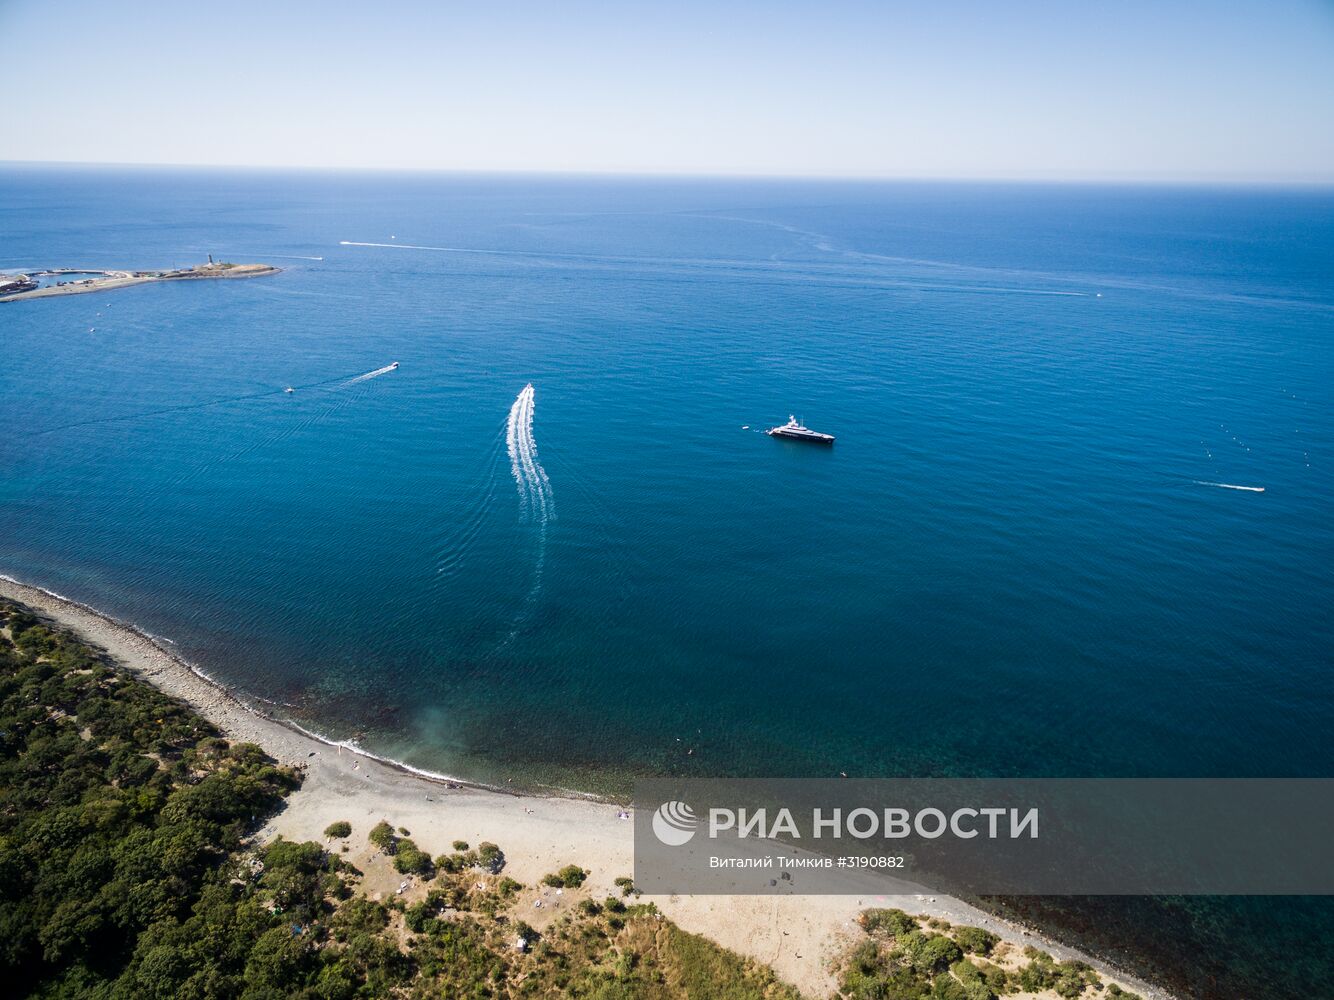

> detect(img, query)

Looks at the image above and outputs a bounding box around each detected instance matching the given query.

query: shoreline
[0,573,501,795]
[0,572,1170,999]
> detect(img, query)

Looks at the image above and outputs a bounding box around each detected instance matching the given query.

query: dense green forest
[0,601,1140,1000]
[0,602,801,999]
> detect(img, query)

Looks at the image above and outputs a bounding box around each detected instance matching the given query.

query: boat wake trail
[500,384,553,644]
[341,240,517,256]
[432,434,505,582]
[32,368,375,438]
[507,383,553,523]
[342,362,400,387]
[1194,480,1265,493]
[173,364,398,485]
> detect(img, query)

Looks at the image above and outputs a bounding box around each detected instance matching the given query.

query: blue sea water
[3,166,1333,998]
[2,167,1331,794]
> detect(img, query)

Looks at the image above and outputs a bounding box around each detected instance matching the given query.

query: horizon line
[3,158,1333,189]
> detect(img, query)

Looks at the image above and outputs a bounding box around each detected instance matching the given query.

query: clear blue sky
[2,1,1332,181]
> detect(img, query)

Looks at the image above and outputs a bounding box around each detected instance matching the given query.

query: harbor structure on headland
[0,261,281,302]
[0,274,39,296]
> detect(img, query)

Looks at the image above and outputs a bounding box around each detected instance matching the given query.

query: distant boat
[767,415,834,444]
[284,386,295,393]
[389,361,400,369]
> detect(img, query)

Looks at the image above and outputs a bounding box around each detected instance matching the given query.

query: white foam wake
[342,362,398,387]
[506,383,553,523]
[1194,480,1265,493]
[501,384,554,640]
[341,240,512,256]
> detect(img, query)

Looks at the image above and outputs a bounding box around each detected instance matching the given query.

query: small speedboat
[767,415,834,444]
[284,386,295,393]
[389,361,400,370]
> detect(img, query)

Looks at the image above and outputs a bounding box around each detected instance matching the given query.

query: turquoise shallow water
[2,167,1331,794]
[3,167,1333,998]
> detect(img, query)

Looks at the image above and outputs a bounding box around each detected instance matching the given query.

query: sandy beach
[0,574,1168,998]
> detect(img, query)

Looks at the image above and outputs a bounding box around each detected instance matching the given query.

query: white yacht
[767,415,834,444]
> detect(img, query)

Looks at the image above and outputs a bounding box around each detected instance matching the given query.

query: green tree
[392,838,433,876]
[368,820,397,853]
[953,925,999,956]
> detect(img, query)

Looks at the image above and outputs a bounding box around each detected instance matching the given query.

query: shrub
[613,876,638,897]
[369,820,397,853]
[949,960,997,1000]
[324,820,352,839]
[953,925,999,956]
[1051,959,1100,999]
[541,864,587,888]
[393,838,434,876]
[861,907,918,937]
[330,897,389,940]
[477,842,505,872]
[1016,959,1054,993]
[404,892,450,933]
[976,961,1009,994]
[839,938,931,1000]
[453,840,469,851]
[931,976,970,1000]
[435,852,466,874]
[908,933,963,975]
